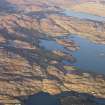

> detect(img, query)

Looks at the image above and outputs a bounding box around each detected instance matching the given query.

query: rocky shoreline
[0,0,105,105]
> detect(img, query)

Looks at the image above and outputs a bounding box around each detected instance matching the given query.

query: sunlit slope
[72,2,105,17]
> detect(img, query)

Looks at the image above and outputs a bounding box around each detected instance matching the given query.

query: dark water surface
[24,92,105,105]
[24,92,60,105]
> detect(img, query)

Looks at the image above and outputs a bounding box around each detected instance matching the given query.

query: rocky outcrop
[56,39,79,51]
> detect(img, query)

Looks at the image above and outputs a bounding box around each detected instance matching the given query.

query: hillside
[0,0,105,105]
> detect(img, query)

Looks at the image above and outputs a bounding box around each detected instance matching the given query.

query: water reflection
[63,9,105,22]
[39,35,105,74]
